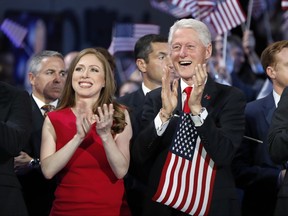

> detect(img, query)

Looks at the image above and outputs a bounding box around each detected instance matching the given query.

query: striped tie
[41,104,55,117]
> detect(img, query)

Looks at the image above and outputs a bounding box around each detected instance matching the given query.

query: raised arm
[96,104,132,179]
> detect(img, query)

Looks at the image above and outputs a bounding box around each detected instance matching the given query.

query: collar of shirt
[32,94,58,114]
[142,83,151,96]
[273,89,281,108]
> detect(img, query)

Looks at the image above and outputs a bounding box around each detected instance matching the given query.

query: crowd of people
[1,17,288,216]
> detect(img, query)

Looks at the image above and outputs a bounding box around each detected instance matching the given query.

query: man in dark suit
[0,81,32,216]
[132,18,246,216]
[117,33,175,215]
[268,41,288,216]
[233,40,288,216]
[14,50,66,216]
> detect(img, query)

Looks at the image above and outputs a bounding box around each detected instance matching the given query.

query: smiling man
[132,18,246,216]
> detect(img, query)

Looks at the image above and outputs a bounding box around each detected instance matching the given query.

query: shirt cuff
[155,112,170,136]
[190,107,208,127]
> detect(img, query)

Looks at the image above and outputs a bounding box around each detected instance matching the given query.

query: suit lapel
[174,82,182,116]
[262,92,276,125]
[201,76,217,108]
[132,88,145,108]
[31,96,44,126]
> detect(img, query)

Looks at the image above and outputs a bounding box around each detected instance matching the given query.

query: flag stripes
[152,114,216,215]
[108,23,160,54]
[209,0,246,34]
[282,0,288,10]
[150,0,191,18]
[0,18,28,48]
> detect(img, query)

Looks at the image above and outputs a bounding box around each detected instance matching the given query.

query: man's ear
[205,43,212,60]
[266,66,275,79]
[136,58,147,73]
[28,72,35,85]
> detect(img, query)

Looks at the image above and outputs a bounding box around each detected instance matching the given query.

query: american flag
[0,18,28,48]
[150,0,191,18]
[282,0,288,10]
[153,114,216,216]
[170,0,216,20]
[108,23,160,55]
[208,0,246,35]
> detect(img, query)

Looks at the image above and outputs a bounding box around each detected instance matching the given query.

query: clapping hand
[96,103,114,140]
[160,66,178,122]
[75,101,96,139]
[188,64,207,115]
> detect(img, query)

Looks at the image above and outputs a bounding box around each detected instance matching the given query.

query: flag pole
[246,0,253,30]
[220,31,228,69]
[263,2,273,44]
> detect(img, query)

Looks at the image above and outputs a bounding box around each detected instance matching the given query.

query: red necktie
[41,104,55,117]
[183,87,192,113]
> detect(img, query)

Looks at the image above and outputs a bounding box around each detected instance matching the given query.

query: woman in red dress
[40,48,132,216]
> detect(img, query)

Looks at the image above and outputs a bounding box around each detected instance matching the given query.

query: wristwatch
[191,107,208,127]
[28,158,40,168]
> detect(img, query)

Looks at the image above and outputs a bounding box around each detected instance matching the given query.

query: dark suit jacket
[268,86,288,216]
[233,92,283,216]
[117,87,150,216]
[18,96,57,216]
[269,86,288,163]
[0,82,32,216]
[117,87,146,146]
[133,76,246,216]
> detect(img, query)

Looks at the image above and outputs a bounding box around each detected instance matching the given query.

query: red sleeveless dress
[48,108,131,216]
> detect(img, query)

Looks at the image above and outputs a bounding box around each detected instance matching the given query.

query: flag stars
[170,113,200,159]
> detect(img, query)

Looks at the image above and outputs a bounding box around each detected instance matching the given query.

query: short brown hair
[261,40,288,70]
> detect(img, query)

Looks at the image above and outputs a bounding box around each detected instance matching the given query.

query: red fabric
[183,87,192,113]
[47,108,130,216]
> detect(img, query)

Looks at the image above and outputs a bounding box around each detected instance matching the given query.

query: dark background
[0,0,285,88]
[0,0,177,54]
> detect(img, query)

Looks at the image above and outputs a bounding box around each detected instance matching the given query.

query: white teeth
[79,82,92,87]
[179,61,192,65]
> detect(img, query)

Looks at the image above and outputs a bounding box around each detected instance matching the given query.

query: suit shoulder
[246,96,266,107]
[0,82,29,101]
[146,87,162,98]
[215,82,245,99]
[117,89,144,106]
[246,93,273,110]
[117,91,137,102]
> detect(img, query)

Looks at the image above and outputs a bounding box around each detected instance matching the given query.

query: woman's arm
[40,105,94,179]
[97,105,132,179]
[40,117,84,179]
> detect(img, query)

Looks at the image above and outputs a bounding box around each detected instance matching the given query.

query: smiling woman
[40,48,133,216]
